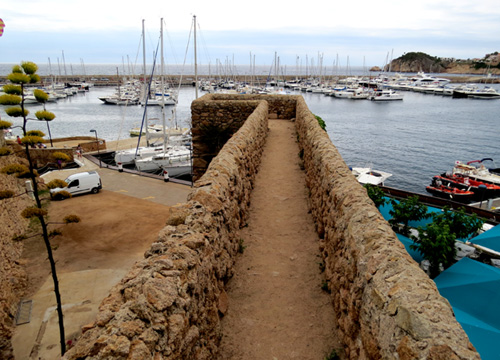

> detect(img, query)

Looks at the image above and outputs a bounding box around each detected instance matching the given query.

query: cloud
[1,0,499,66]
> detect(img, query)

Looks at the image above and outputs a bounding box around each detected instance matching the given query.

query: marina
[2,73,500,200]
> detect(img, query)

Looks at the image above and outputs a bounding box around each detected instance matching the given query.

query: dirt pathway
[218,120,342,359]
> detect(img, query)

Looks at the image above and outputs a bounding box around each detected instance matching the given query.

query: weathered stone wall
[294,96,479,359]
[63,100,269,359]
[191,94,296,180]
[0,155,32,360]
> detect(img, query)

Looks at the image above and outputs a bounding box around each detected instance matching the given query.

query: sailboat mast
[142,19,150,146]
[194,15,198,99]
[160,18,167,148]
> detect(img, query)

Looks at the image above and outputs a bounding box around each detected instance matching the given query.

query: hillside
[385,51,500,75]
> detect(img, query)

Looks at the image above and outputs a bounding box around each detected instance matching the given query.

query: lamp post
[89,129,101,168]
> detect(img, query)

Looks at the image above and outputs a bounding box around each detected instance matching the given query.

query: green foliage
[11,65,23,73]
[47,179,68,189]
[51,191,72,201]
[0,94,22,106]
[35,110,56,121]
[7,72,31,84]
[0,147,13,156]
[314,114,327,131]
[33,89,49,102]
[64,214,81,224]
[21,61,38,75]
[410,207,484,278]
[29,74,41,84]
[27,129,45,138]
[412,222,456,278]
[21,135,43,146]
[52,152,71,162]
[388,196,429,236]
[1,163,29,175]
[432,207,484,240]
[364,184,386,208]
[0,120,13,129]
[21,207,48,219]
[5,106,28,117]
[2,84,22,95]
[398,52,440,63]
[0,190,15,199]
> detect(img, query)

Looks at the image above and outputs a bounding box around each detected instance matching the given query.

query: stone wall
[63,100,269,359]
[294,96,479,359]
[191,93,296,180]
[59,93,478,359]
[0,155,32,359]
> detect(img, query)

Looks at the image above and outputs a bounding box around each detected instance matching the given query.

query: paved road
[41,156,192,207]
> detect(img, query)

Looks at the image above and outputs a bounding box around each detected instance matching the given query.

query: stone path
[218,120,342,359]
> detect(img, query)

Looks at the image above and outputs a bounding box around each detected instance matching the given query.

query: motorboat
[468,86,500,99]
[452,160,500,186]
[333,87,370,99]
[426,183,475,203]
[351,167,392,185]
[432,175,500,200]
[369,89,403,101]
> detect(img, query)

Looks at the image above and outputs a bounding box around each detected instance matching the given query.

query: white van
[50,171,102,197]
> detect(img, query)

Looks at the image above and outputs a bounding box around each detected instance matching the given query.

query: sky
[1,0,499,72]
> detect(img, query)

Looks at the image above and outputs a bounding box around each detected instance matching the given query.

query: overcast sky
[1,0,499,69]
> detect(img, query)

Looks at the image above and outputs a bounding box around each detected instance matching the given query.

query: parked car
[50,171,102,197]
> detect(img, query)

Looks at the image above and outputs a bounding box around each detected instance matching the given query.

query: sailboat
[114,19,191,172]
[130,17,194,177]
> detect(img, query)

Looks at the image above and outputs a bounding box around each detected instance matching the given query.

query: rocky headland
[384,51,500,79]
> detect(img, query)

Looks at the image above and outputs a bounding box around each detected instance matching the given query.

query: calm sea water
[2,81,499,195]
[304,86,500,194]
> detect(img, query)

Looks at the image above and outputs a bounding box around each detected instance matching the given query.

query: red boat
[436,174,500,199]
[426,184,475,203]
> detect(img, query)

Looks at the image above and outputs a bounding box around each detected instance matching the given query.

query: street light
[89,129,101,168]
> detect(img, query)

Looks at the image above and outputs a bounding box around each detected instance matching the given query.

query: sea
[1,63,499,195]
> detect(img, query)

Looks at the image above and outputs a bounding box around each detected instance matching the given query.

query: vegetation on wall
[0,61,79,356]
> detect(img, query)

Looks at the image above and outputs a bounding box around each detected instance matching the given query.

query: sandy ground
[218,120,343,359]
[12,190,178,359]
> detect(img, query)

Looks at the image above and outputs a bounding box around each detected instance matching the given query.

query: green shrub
[35,110,56,121]
[52,152,71,162]
[0,120,13,129]
[21,207,48,219]
[7,72,31,84]
[21,135,43,146]
[5,106,28,117]
[33,89,49,102]
[0,94,22,106]
[314,114,327,131]
[47,179,68,189]
[51,191,72,201]
[364,184,386,208]
[2,84,22,95]
[389,196,429,236]
[1,163,29,175]
[0,147,13,156]
[64,214,81,224]
[26,129,45,138]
